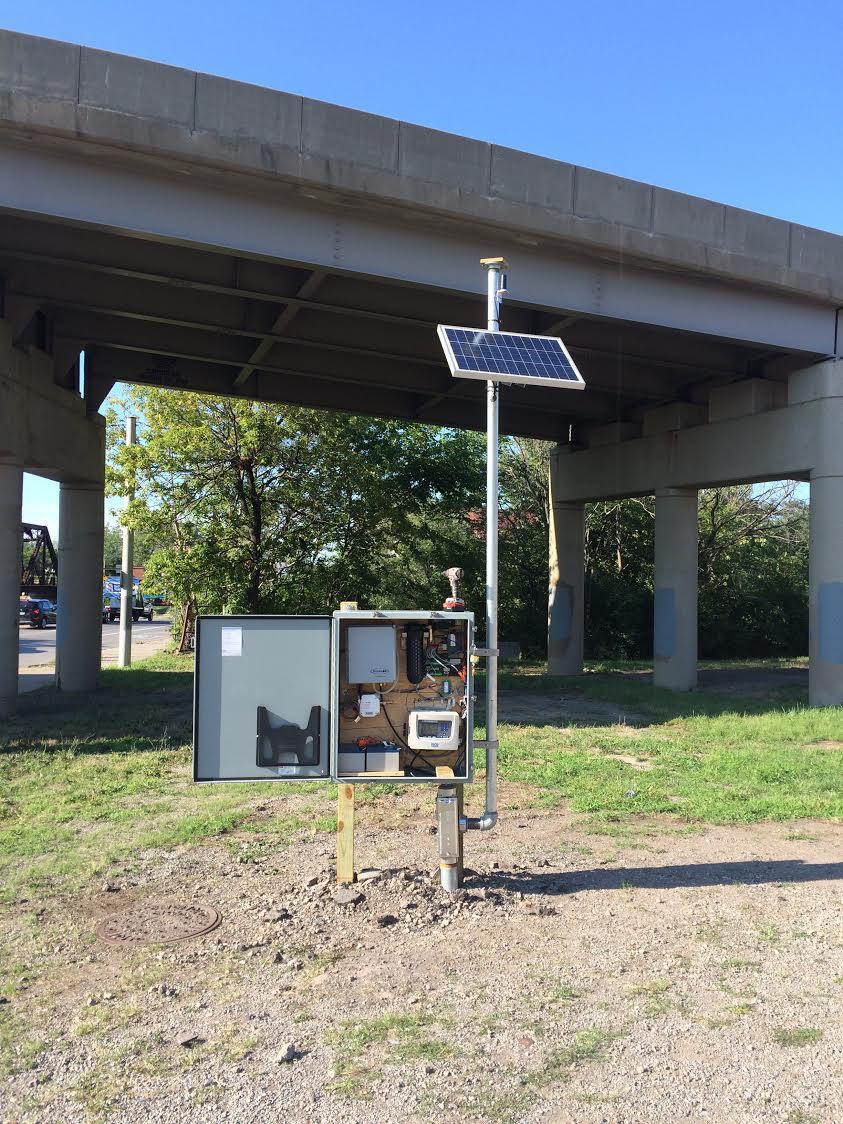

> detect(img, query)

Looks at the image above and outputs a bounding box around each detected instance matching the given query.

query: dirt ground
[4,797,842,1124]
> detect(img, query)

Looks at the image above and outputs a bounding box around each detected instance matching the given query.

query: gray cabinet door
[194,616,331,781]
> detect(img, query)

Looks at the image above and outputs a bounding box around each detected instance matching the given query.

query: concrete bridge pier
[809,472,843,706]
[1,318,106,715]
[544,359,843,706]
[0,460,23,718]
[547,447,584,676]
[653,488,698,691]
[804,362,843,706]
[56,483,104,693]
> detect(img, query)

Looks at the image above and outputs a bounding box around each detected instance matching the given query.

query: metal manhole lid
[95,901,221,945]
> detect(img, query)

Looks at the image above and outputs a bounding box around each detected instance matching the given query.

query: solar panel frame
[436,325,586,390]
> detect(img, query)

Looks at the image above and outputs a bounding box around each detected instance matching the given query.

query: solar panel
[436,325,586,390]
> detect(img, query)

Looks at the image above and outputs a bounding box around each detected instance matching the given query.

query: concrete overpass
[0,28,841,715]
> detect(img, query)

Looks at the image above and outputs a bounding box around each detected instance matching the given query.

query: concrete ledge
[399,122,489,192]
[653,188,724,245]
[723,206,791,267]
[79,47,195,127]
[708,378,784,422]
[551,376,843,501]
[195,74,301,148]
[0,321,104,483]
[302,99,397,171]
[788,358,843,405]
[642,402,706,436]
[574,167,652,231]
[0,29,79,99]
[587,421,642,448]
[490,145,574,212]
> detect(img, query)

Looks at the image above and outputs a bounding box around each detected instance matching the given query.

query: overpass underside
[0,29,841,714]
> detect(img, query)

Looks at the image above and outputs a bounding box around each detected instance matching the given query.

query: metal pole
[439,259,505,888]
[460,258,505,836]
[483,261,500,829]
[117,415,136,668]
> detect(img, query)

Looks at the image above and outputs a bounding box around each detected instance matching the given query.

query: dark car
[103,592,154,623]
[20,598,57,629]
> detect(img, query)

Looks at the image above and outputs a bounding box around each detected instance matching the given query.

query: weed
[757,922,782,945]
[0,1007,47,1077]
[574,1091,621,1104]
[547,984,581,1003]
[539,1027,622,1082]
[215,1028,260,1064]
[696,924,724,945]
[326,1010,451,1083]
[628,978,673,1016]
[773,1027,823,1047]
[727,1002,756,1016]
[701,1016,734,1029]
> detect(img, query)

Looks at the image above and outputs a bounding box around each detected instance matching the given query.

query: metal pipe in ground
[437,784,460,892]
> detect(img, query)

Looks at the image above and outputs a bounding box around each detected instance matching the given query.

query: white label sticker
[220,626,242,657]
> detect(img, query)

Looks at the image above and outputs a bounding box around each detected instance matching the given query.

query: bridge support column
[56,482,104,693]
[548,448,584,675]
[0,460,23,718]
[654,487,698,691]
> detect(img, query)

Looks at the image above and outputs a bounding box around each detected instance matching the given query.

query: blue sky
[14,0,837,530]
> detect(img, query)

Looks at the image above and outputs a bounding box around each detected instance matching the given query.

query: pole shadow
[469,858,843,896]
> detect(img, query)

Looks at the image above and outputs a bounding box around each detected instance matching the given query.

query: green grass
[488,663,843,823]
[326,1010,450,1094]
[772,1026,824,1047]
[0,653,336,902]
[1,654,841,905]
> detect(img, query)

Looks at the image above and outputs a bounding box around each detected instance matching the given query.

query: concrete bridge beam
[654,488,699,691]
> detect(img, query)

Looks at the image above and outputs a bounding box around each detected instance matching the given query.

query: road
[18,617,173,691]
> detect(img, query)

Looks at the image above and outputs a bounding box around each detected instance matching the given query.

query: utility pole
[117,416,137,668]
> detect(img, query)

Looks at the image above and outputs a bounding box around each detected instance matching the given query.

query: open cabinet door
[194,616,331,781]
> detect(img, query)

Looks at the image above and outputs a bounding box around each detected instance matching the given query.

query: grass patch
[326,1010,451,1097]
[627,978,674,1016]
[773,1027,823,1047]
[0,1006,48,1077]
[538,1027,622,1083]
[0,654,335,901]
[327,1010,449,1066]
[2,654,841,907]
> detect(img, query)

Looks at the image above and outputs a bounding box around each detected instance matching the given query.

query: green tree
[102,521,165,576]
[106,389,484,629]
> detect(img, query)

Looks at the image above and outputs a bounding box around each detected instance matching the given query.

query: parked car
[102,591,154,623]
[20,598,57,629]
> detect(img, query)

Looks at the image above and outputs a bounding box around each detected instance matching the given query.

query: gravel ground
[3,803,842,1123]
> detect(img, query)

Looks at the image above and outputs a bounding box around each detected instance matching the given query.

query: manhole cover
[95,901,221,946]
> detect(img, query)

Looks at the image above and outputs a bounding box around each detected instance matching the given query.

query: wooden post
[336,783,355,884]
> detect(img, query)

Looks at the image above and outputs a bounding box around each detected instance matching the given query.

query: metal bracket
[471,647,499,658]
[472,739,499,750]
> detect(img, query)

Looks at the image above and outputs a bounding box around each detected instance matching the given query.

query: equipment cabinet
[194,610,474,785]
